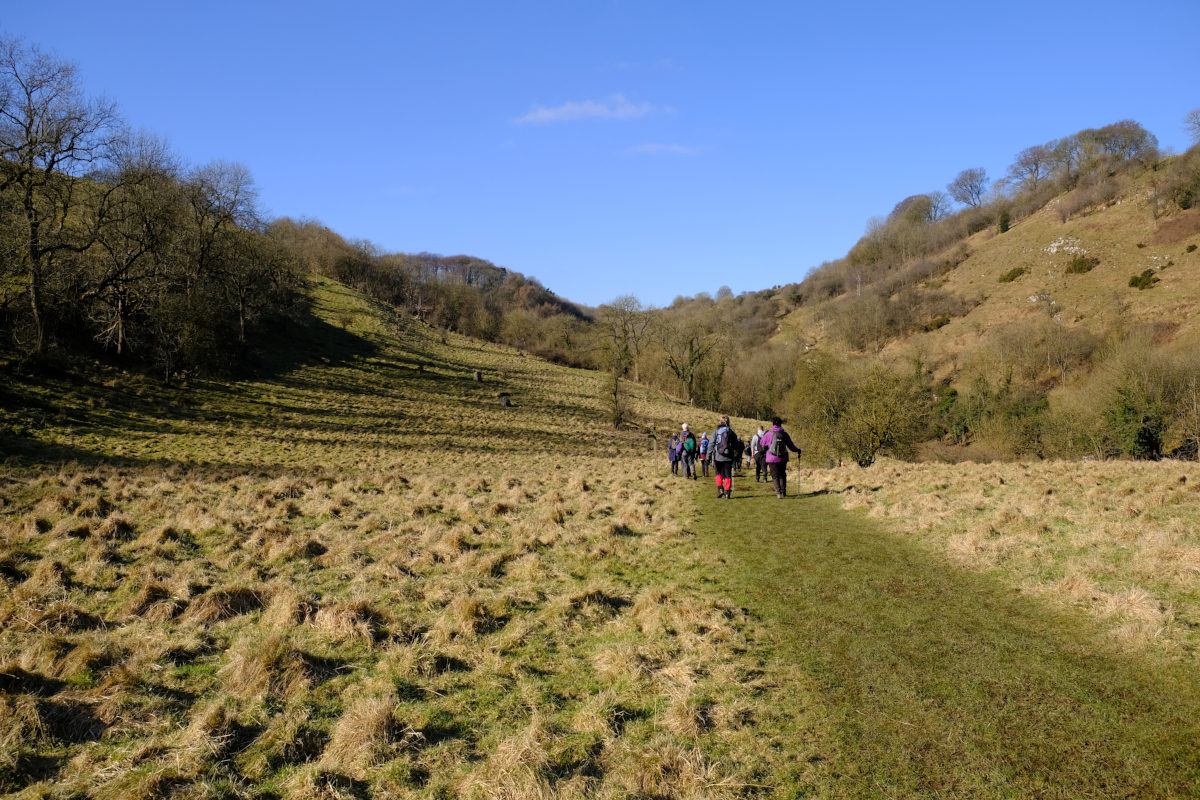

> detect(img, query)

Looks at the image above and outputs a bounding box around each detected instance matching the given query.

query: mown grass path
[691,471,1200,798]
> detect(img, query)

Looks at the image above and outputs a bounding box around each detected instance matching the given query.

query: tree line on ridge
[5,32,1200,464]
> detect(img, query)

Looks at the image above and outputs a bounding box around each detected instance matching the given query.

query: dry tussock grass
[0,281,785,798]
[220,633,314,703]
[613,740,740,800]
[799,457,1200,655]
[313,598,385,643]
[0,451,749,795]
[183,585,267,624]
[461,713,556,799]
[319,693,413,778]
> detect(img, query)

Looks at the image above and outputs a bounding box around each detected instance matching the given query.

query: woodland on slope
[4,32,1200,465]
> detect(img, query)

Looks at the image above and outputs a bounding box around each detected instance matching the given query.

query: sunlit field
[4,277,1200,798]
[1,278,776,798]
[805,459,1200,658]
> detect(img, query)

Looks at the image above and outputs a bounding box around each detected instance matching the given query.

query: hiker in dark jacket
[699,432,710,477]
[679,423,698,479]
[668,434,679,475]
[751,425,767,482]
[760,416,801,498]
[711,415,739,499]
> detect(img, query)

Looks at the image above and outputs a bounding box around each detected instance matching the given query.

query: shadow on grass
[0,309,603,469]
[245,302,382,379]
[695,484,1200,798]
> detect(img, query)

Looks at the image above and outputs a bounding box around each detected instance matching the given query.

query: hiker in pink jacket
[759,416,801,498]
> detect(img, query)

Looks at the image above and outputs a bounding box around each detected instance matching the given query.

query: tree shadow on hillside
[1,295,613,469]
[246,303,381,379]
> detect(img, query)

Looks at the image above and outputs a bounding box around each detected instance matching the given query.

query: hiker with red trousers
[711,415,740,499]
[760,416,801,498]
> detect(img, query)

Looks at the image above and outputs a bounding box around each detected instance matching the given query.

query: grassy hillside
[5,276,1200,798]
[778,171,1200,374]
[0,277,769,799]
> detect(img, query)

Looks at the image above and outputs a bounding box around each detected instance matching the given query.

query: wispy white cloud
[514,94,660,125]
[626,143,703,156]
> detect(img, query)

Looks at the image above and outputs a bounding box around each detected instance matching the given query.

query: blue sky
[5,1,1198,308]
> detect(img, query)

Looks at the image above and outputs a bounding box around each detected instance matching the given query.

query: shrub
[789,355,930,467]
[998,210,1011,233]
[1105,386,1167,459]
[998,267,1027,283]
[1065,255,1100,274]
[922,315,952,332]
[1129,269,1159,290]
[1163,145,1200,209]
[1187,244,1197,253]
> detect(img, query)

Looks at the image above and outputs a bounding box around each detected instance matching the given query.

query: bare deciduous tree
[927,190,953,222]
[1007,143,1055,192]
[947,167,989,207]
[597,294,651,381]
[655,314,721,404]
[0,35,121,355]
[84,132,180,356]
[1185,107,1200,146]
[180,160,260,296]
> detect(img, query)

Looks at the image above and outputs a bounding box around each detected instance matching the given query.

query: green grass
[6,275,1200,798]
[0,277,773,798]
[691,473,1200,798]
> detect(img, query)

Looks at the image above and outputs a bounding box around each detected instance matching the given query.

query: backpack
[683,433,695,453]
[768,429,787,458]
[716,427,738,459]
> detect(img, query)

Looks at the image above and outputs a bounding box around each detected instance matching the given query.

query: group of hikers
[667,416,801,499]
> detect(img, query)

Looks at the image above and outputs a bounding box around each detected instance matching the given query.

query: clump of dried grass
[178,699,235,762]
[34,491,77,518]
[264,587,320,630]
[54,634,124,682]
[7,600,103,634]
[183,586,267,624]
[611,740,738,799]
[571,689,621,737]
[117,580,183,622]
[48,517,92,540]
[663,687,710,738]
[0,692,45,758]
[314,599,384,643]
[428,526,474,564]
[219,633,312,703]
[319,693,419,779]
[430,592,509,641]
[238,706,327,780]
[460,713,555,799]
[95,512,136,541]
